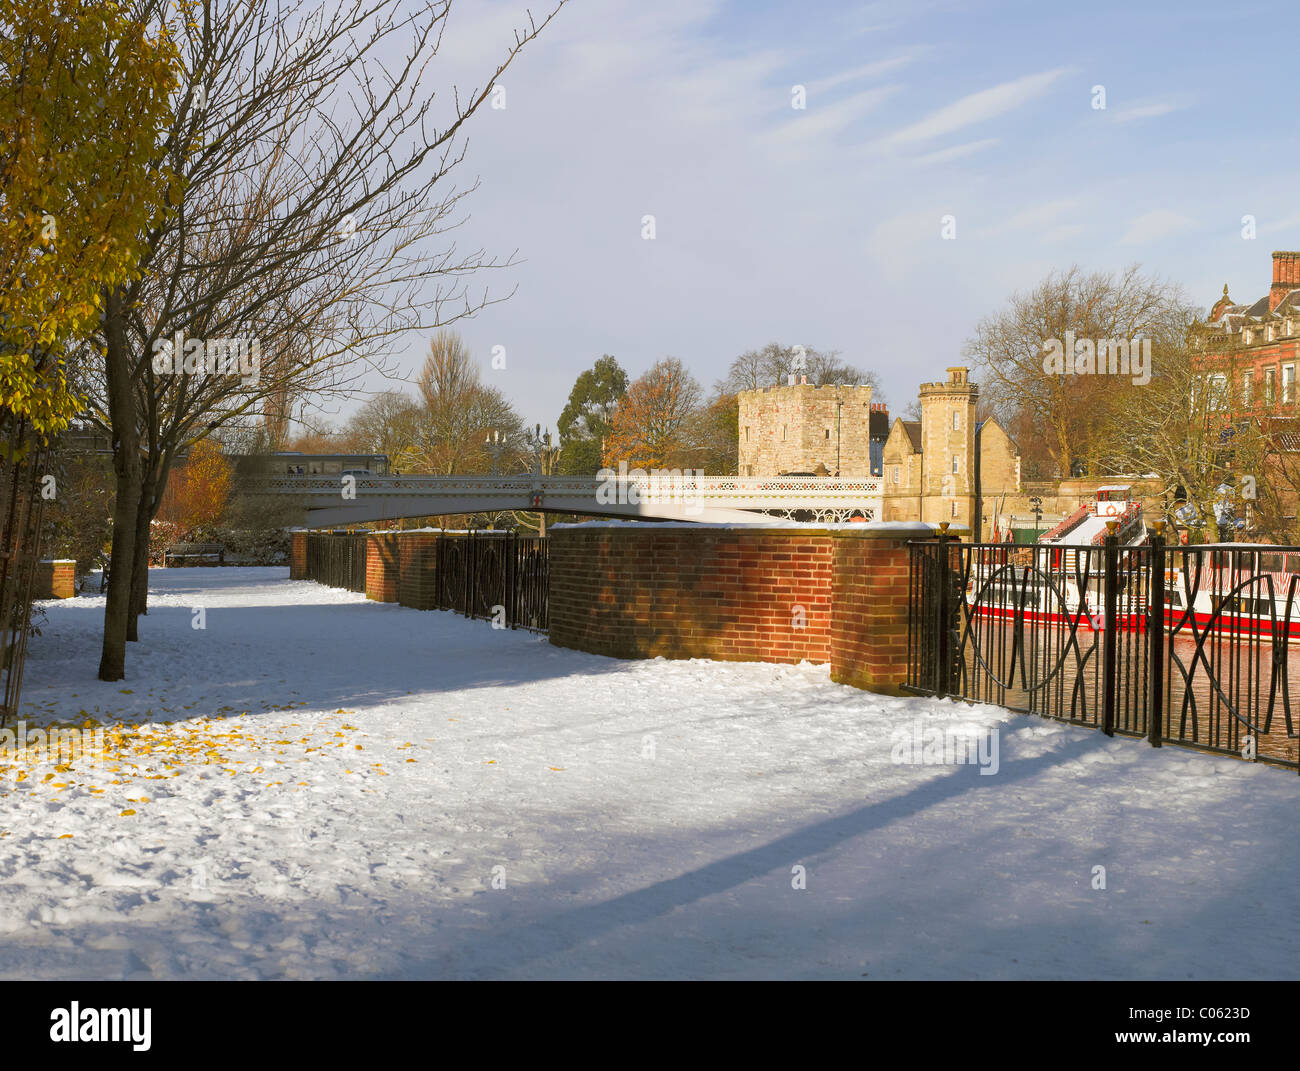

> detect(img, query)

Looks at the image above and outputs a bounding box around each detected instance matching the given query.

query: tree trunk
[98,290,141,681]
[126,470,154,641]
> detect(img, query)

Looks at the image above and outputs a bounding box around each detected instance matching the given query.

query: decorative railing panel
[907,532,1300,771]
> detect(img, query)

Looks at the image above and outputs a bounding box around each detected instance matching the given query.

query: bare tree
[412,330,527,474]
[75,0,567,679]
[340,391,423,471]
[718,343,881,396]
[963,264,1189,479]
[1098,331,1267,542]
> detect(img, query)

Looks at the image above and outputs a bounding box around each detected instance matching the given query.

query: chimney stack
[1271,251,1300,311]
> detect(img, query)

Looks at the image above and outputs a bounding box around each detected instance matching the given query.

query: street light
[484,429,507,475]
[1029,495,1043,535]
[527,425,558,536]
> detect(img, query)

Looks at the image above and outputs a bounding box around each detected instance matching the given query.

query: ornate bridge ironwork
[245,473,883,527]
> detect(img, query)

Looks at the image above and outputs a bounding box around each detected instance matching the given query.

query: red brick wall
[289,532,307,580]
[35,560,76,600]
[397,534,440,610]
[549,528,834,663]
[366,533,400,602]
[829,534,913,695]
[548,525,932,691]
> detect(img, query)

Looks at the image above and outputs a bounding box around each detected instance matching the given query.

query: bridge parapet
[248,473,884,525]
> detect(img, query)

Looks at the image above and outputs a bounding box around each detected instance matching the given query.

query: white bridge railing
[248,473,883,502]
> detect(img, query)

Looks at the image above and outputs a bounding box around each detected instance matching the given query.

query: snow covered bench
[163,543,225,567]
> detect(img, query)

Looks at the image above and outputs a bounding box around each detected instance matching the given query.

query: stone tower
[737,381,875,477]
[918,367,977,527]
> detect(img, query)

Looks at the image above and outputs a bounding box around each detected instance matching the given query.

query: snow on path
[4,567,1298,979]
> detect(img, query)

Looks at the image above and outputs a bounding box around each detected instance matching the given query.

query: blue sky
[351,0,1300,431]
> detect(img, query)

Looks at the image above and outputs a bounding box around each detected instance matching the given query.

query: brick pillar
[35,560,77,599]
[289,532,308,580]
[366,533,400,602]
[398,533,440,609]
[50,561,75,599]
[830,526,932,695]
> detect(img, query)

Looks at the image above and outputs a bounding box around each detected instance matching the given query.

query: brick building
[879,367,1021,538]
[1201,251,1300,406]
[737,381,888,477]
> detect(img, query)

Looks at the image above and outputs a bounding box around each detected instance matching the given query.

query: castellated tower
[737,381,875,477]
[918,367,977,527]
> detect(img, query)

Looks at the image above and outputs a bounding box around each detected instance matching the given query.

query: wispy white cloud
[803,54,919,96]
[908,137,999,166]
[882,68,1070,145]
[1111,95,1193,122]
[766,85,903,145]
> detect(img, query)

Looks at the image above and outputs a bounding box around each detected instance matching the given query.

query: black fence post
[506,532,517,629]
[935,522,951,698]
[1102,521,1119,737]
[1147,521,1165,747]
[463,533,473,618]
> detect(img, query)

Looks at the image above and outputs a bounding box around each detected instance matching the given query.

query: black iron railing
[304,533,368,593]
[435,532,547,631]
[307,531,548,632]
[907,529,1300,771]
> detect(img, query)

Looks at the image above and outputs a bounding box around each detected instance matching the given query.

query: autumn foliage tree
[602,358,702,469]
[159,439,232,536]
[0,0,179,448]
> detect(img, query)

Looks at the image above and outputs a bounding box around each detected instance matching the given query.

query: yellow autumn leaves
[0,1,181,447]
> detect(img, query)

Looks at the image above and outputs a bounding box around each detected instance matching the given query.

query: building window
[1243,371,1253,406]
[825,428,830,439]
[1285,365,1295,405]
[1208,373,1228,409]
[953,411,959,430]
[744,426,750,442]
[952,456,959,474]
[782,425,787,441]
[951,499,958,518]
[1266,367,1277,405]
[892,466,900,485]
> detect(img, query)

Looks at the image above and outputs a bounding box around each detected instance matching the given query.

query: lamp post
[484,429,507,476]
[527,424,557,536]
[1029,495,1043,536]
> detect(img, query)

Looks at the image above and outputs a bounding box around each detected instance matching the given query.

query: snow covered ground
[6,567,1300,979]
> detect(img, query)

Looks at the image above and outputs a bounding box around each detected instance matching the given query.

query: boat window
[1167,588,1184,609]
[1261,553,1282,573]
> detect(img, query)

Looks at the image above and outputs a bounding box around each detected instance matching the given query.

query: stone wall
[737,383,875,477]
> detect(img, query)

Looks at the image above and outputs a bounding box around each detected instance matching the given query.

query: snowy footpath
[5,567,1300,979]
